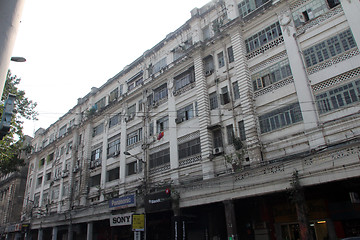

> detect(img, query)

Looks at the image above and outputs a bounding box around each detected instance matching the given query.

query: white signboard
[110,213,133,226]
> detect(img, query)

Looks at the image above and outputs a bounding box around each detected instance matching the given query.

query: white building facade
[23,0,360,239]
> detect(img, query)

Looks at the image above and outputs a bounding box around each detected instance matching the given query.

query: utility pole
[289,171,313,240]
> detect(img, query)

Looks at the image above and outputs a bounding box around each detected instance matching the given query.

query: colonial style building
[0,136,31,239]
[23,0,360,239]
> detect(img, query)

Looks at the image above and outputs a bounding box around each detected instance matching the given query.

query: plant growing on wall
[224,137,246,172]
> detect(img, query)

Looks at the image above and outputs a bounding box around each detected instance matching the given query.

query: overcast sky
[9,0,211,137]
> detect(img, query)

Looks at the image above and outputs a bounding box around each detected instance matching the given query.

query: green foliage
[0,70,38,174]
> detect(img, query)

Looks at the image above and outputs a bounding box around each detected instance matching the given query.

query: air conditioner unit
[113,151,120,157]
[205,70,213,76]
[95,161,101,167]
[175,118,182,124]
[152,102,159,108]
[212,147,224,155]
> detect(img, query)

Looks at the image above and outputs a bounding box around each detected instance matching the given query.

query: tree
[0,70,38,174]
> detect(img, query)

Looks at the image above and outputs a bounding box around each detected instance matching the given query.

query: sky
[9,0,211,137]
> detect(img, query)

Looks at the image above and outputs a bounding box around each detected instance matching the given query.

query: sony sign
[110,213,133,227]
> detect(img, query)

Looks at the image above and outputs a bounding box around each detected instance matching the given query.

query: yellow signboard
[132,214,145,231]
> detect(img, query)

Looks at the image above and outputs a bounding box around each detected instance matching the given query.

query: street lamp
[11,56,26,62]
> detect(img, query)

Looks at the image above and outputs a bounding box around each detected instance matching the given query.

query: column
[87,222,93,240]
[224,200,239,240]
[167,78,180,183]
[119,107,127,195]
[52,227,58,240]
[80,122,92,205]
[277,8,326,149]
[37,229,43,240]
[194,52,215,179]
[340,0,360,47]
[230,29,262,164]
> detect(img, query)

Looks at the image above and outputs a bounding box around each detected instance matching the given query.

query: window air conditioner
[212,147,224,155]
[175,118,183,124]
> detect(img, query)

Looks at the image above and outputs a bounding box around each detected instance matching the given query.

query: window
[209,92,218,110]
[59,125,67,138]
[292,0,330,27]
[109,88,119,102]
[149,148,170,169]
[203,25,211,40]
[92,123,104,137]
[127,104,136,118]
[226,124,235,144]
[153,83,168,103]
[138,100,143,112]
[152,58,167,74]
[156,116,169,133]
[95,97,106,111]
[45,172,51,182]
[149,122,154,136]
[303,29,357,68]
[252,59,292,91]
[52,187,59,201]
[127,71,143,91]
[34,194,40,207]
[245,22,282,53]
[204,55,214,75]
[178,137,201,160]
[238,120,247,141]
[66,141,72,154]
[316,80,360,114]
[42,139,48,148]
[176,104,194,123]
[42,192,48,205]
[106,167,120,182]
[233,81,240,100]
[227,46,234,63]
[126,162,138,176]
[174,67,195,91]
[212,129,223,148]
[37,176,43,188]
[91,147,102,161]
[220,86,230,105]
[90,174,101,187]
[62,184,69,197]
[107,138,120,158]
[259,102,303,133]
[109,114,120,128]
[218,52,225,68]
[238,0,271,18]
[39,158,45,167]
[127,128,142,146]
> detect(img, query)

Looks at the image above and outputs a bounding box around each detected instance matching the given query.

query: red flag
[157,131,164,140]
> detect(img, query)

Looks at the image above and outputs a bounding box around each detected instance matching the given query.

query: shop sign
[132,214,145,231]
[109,194,136,210]
[110,213,133,226]
[144,191,172,212]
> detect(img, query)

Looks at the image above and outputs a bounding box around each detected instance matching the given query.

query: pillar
[277,8,326,149]
[194,52,215,179]
[52,227,58,240]
[230,28,262,164]
[87,222,93,240]
[340,0,360,47]
[224,200,239,240]
[37,229,43,240]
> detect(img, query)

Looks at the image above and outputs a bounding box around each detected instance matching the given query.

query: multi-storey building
[23,0,360,239]
[0,136,31,239]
